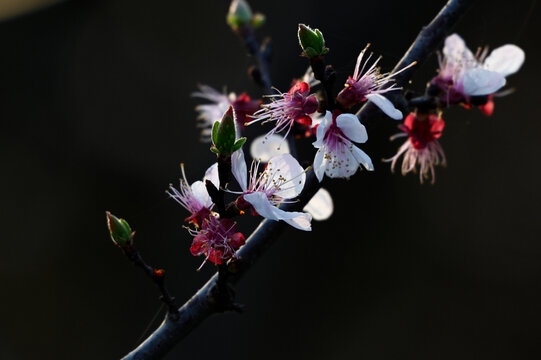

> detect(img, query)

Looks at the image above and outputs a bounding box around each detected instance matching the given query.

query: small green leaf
[211,121,220,145]
[231,137,247,152]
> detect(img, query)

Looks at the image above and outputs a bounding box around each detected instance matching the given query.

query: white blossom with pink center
[312,111,373,182]
[432,34,524,102]
[336,44,414,119]
[231,149,312,231]
[247,82,318,140]
[167,163,218,226]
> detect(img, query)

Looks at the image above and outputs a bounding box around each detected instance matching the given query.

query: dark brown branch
[123,246,179,320]
[241,27,272,94]
[309,56,337,110]
[122,0,475,358]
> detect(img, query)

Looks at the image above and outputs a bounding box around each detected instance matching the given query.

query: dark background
[1,0,540,358]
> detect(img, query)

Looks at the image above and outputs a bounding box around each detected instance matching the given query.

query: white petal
[244,192,312,231]
[463,68,506,96]
[484,44,525,77]
[443,33,474,64]
[243,192,279,220]
[351,145,374,171]
[283,213,312,231]
[250,134,290,163]
[310,112,325,128]
[231,149,247,192]
[303,188,333,221]
[335,113,368,142]
[313,149,325,182]
[312,111,332,147]
[203,163,219,189]
[365,94,403,120]
[265,154,305,199]
[191,180,212,208]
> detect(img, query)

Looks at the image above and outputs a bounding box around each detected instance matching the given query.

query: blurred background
[0,0,540,358]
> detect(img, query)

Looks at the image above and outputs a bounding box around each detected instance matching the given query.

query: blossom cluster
[173,22,524,266]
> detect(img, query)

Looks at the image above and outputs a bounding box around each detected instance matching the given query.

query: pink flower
[336,44,414,119]
[167,164,218,227]
[231,149,312,231]
[312,111,373,182]
[187,215,245,268]
[384,113,446,184]
[192,85,260,141]
[247,82,319,139]
[430,34,524,106]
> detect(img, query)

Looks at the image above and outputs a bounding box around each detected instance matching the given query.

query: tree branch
[122,0,476,358]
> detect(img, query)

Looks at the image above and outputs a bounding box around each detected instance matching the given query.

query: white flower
[167,163,218,226]
[336,44,415,119]
[231,149,312,231]
[434,34,524,99]
[312,111,373,182]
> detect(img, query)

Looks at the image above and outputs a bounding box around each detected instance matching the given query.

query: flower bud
[106,211,133,247]
[227,0,253,30]
[211,105,246,156]
[298,24,328,58]
[251,13,265,28]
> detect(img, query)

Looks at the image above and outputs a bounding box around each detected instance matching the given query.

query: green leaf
[211,120,220,145]
[231,137,247,152]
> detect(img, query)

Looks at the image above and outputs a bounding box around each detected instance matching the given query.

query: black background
[1,0,540,359]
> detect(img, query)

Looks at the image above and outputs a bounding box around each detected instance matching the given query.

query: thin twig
[242,28,272,94]
[124,247,179,320]
[122,1,475,358]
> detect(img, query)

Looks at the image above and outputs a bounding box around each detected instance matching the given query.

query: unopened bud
[298,24,328,58]
[211,105,246,156]
[106,211,133,247]
[227,0,253,30]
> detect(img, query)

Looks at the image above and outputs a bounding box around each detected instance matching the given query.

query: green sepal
[231,137,247,152]
[106,211,133,247]
[211,120,220,145]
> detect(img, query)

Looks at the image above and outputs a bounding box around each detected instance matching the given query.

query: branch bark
[122,0,475,358]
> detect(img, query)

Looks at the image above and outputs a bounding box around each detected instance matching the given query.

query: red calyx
[401,113,445,150]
